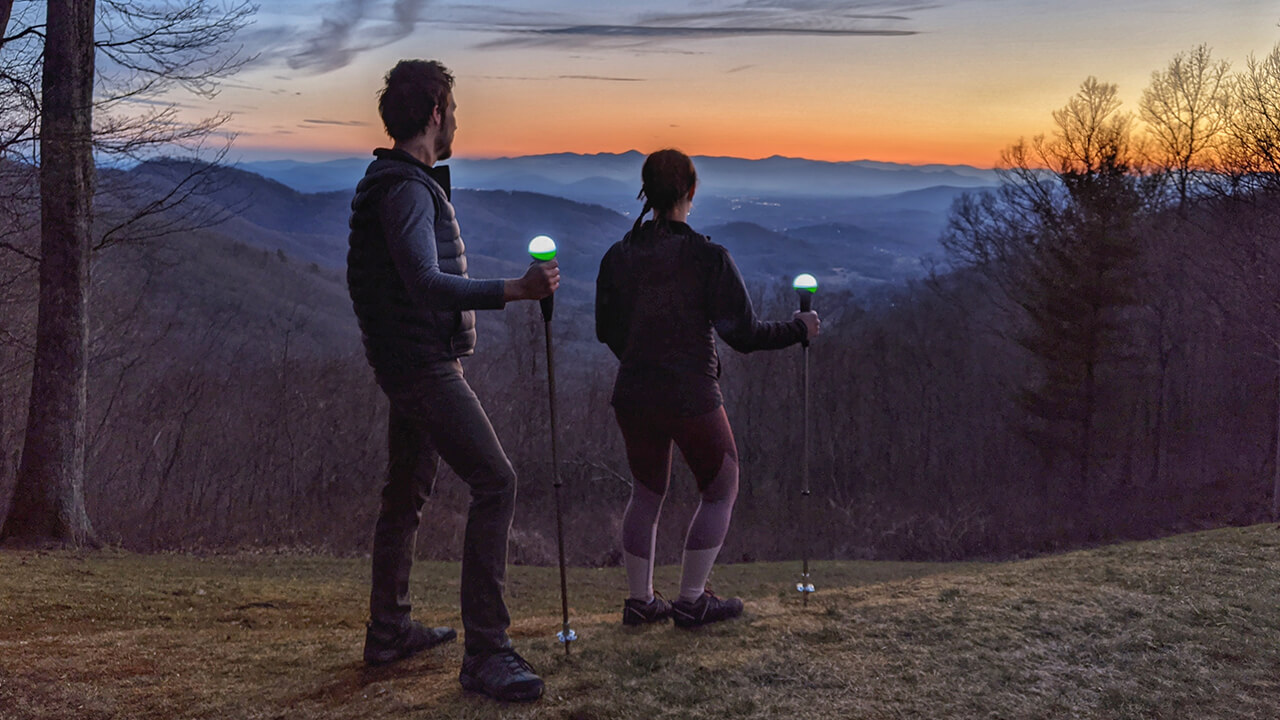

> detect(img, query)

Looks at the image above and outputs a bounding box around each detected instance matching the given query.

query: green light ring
[529,235,557,261]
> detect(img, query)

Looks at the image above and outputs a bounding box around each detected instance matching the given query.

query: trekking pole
[793,273,818,606]
[529,235,576,655]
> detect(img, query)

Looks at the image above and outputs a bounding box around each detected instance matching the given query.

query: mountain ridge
[114,157,970,314]
[235,151,998,200]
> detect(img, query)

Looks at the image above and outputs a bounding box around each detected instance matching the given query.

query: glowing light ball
[792,273,818,293]
[528,235,557,261]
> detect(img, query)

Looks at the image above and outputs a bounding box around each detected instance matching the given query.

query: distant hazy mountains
[128,153,999,299]
[240,151,996,208]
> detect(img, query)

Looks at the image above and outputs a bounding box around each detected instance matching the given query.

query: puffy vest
[347,150,477,376]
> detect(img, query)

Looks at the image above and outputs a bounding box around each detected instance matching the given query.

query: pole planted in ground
[529,234,576,654]
[793,273,818,606]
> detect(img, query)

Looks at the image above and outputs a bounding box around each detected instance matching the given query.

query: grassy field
[1,525,1277,719]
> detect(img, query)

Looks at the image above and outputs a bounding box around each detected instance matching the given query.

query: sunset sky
[199,1,1279,167]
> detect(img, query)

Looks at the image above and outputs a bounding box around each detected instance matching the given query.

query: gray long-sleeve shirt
[377,175,505,312]
[348,148,505,375]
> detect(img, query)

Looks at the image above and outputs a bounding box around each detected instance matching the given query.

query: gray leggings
[616,405,740,556]
[371,360,516,655]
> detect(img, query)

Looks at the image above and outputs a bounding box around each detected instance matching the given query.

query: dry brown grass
[1,525,1278,719]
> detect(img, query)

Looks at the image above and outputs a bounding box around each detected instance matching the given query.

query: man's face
[435,93,457,161]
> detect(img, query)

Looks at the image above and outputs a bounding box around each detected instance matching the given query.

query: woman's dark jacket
[595,219,807,417]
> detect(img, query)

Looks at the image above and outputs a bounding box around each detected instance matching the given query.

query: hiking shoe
[459,648,544,702]
[622,593,672,626]
[363,620,456,666]
[671,590,744,629]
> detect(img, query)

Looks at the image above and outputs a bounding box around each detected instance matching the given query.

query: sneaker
[671,590,744,629]
[459,648,544,702]
[622,592,672,626]
[363,620,457,666]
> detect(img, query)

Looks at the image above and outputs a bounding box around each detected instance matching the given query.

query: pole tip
[529,235,557,261]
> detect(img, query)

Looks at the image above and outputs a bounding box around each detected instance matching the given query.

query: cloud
[246,1,926,75]
[476,1,926,50]
[301,119,371,127]
[285,0,371,72]
[557,74,646,82]
[285,0,434,73]
[366,0,432,44]
[468,72,647,83]
[504,24,914,40]
[113,96,202,110]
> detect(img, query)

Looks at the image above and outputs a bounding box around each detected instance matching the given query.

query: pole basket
[796,572,816,595]
[557,629,577,644]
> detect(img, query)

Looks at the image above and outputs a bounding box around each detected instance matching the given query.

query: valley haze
[228,151,998,291]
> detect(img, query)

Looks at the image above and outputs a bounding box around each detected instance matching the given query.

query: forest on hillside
[2,44,1279,563]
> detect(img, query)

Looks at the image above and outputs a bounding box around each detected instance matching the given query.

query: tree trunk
[0,0,98,546]
[1272,342,1280,522]
[0,0,14,45]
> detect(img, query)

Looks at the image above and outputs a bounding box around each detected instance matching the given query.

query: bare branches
[1140,45,1232,206]
[95,150,240,249]
[0,6,42,167]
[1224,44,1280,192]
[91,102,230,159]
[1,23,44,46]
[0,0,259,258]
[2,1,256,167]
[1050,77,1134,176]
[0,240,37,262]
[93,0,257,101]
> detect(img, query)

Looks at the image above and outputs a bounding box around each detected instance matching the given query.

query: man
[347,59,557,703]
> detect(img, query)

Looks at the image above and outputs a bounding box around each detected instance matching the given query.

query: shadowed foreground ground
[1,525,1277,719]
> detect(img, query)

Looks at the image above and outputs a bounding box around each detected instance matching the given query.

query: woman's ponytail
[634,149,697,233]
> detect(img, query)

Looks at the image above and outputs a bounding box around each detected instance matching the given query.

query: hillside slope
[124,160,956,295]
[1,524,1275,719]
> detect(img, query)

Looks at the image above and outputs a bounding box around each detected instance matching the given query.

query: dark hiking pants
[370,359,515,655]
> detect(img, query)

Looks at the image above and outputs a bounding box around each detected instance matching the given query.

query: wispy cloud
[285,0,434,73]
[473,73,647,82]
[286,0,372,72]
[244,1,927,76]
[301,119,371,127]
[558,74,646,82]
[476,1,926,50]
[492,24,914,42]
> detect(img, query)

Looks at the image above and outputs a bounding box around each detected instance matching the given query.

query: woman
[595,149,820,628]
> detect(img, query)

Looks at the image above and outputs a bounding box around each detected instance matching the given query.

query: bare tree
[0,1,14,41]
[0,2,41,249]
[1220,45,1280,519]
[1140,44,1231,208]
[0,0,254,546]
[1,0,98,545]
[1,1,254,254]
[1224,44,1280,187]
[943,78,1150,516]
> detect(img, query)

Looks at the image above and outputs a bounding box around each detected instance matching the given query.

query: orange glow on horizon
[188,0,1278,177]
[232,131,1009,169]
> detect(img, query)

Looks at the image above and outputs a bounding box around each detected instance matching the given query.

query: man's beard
[436,134,453,161]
